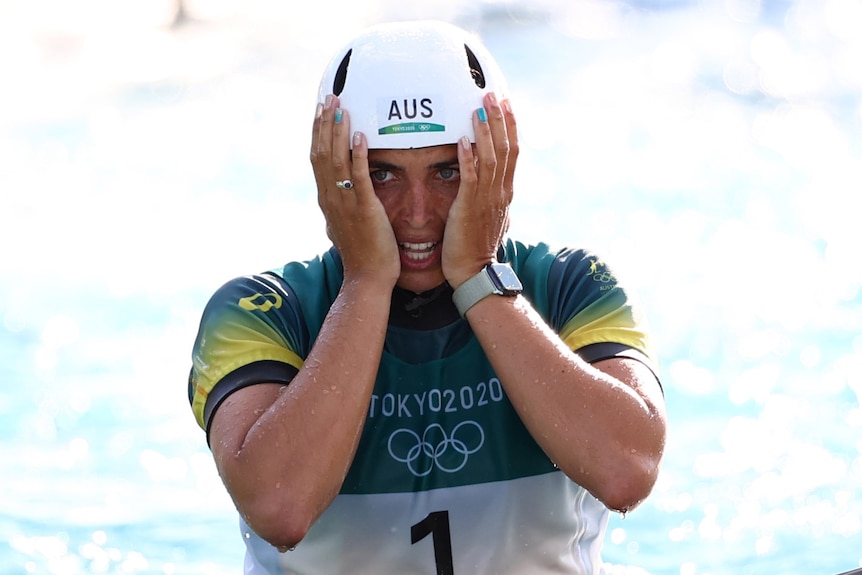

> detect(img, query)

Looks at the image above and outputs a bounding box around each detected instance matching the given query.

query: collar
[389,282,460,329]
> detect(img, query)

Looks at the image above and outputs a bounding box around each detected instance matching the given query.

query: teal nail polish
[335,108,343,123]
[477,107,488,122]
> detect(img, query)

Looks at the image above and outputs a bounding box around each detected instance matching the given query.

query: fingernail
[315,103,323,119]
[502,99,512,114]
[477,107,488,122]
[325,94,334,109]
[353,131,362,147]
[460,135,471,150]
[335,108,343,124]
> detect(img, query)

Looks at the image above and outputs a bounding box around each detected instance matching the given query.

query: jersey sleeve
[188,272,307,435]
[551,249,657,371]
[508,240,658,374]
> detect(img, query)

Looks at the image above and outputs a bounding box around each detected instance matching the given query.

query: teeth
[400,241,436,261]
[401,242,435,251]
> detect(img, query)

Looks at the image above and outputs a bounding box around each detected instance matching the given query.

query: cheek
[374,189,402,221]
[432,187,458,216]
[436,195,456,217]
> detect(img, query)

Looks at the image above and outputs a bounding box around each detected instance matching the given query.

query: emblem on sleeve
[587,259,617,288]
[238,292,283,312]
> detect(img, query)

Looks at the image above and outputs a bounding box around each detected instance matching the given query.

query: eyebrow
[431,158,459,169]
[368,160,401,172]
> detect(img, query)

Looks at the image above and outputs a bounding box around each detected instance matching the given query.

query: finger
[332,105,351,180]
[456,134,477,194]
[310,99,325,185]
[350,130,372,203]
[331,106,358,208]
[311,94,337,179]
[484,92,510,169]
[472,102,497,195]
[500,98,519,199]
[310,101,324,151]
[312,95,338,209]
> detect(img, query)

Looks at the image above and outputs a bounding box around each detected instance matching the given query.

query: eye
[371,169,394,183]
[438,167,459,181]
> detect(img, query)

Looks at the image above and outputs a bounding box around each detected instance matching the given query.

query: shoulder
[502,238,612,313]
[203,272,289,312]
[501,238,600,276]
[504,238,657,365]
[189,252,340,433]
[195,248,344,362]
[504,238,637,294]
[202,247,342,314]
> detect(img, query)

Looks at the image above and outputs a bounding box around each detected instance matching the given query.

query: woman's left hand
[442,92,519,288]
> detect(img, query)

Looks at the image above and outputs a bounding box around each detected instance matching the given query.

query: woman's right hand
[310,95,401,288]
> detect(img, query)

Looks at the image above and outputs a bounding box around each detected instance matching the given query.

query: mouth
[399,241,438,261]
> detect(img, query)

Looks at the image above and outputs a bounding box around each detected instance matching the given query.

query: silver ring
[335,179,353,189]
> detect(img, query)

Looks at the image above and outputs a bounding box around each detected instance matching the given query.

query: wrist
[340,272,398,297]
[451,262,523,316]
[445,260,495,291]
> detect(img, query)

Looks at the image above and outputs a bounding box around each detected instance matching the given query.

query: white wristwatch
[452,262,523,316]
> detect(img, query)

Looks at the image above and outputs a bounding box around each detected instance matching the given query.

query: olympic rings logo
[591,271,615,283]
[586,259,616,284]
[387,421,485,477]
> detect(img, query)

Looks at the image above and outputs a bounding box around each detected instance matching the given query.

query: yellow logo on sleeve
[587,259,617,289]
[238,292,283,312]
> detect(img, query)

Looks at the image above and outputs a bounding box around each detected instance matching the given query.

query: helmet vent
[332,49,352,96]
[464,44,486,89]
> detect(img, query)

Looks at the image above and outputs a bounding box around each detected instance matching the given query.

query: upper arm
[188,273,306,432]
[593,356,665,420]
[209,383,286,473]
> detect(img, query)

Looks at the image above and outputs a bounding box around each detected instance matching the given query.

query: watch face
[489,263,523,294]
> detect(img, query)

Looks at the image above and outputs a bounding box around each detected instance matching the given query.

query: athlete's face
[368,144,460,294]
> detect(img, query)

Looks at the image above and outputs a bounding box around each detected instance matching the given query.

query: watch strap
[452,265,500,316]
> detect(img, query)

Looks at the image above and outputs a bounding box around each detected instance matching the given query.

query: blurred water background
[1,0,861,573]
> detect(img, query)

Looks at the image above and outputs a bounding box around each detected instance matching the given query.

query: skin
[208,92,667,551]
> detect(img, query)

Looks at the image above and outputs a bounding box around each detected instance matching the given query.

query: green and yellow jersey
[188,239,657,575]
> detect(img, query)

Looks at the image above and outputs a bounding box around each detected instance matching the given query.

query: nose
[401,180,432,228]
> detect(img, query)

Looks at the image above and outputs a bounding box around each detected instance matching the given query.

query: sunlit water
[2,0,861,574]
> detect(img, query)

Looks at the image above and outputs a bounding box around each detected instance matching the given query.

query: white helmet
[317,20,508,149]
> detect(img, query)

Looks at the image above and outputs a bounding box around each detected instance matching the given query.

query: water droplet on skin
[244,532,251,539]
